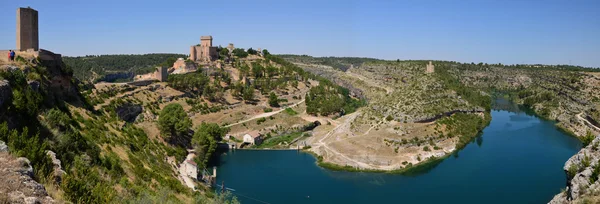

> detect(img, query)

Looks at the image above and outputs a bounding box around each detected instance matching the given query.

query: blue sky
[0,0,599,67]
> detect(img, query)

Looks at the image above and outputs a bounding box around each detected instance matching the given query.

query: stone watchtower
[17,7,39,51]
[426,61,435,74]
[189,36,218,62]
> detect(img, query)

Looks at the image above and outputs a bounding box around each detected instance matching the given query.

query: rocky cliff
[550,136,600,203]
[0,141,55,204]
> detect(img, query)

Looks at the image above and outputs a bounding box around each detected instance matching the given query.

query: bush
[568,163,579,178]
[256,117,267,125]
[582,130,596,146]
[263,108,273,113]
[284,108,298,116]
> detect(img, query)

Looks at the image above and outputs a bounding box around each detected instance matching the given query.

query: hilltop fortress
[189,36,218,62]
[133,36,236,82]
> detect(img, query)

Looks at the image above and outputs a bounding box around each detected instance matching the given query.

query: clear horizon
[0,0,599,67]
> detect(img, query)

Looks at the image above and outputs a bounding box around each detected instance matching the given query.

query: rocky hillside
[282,56,491,171]
[550,136,600,203]
[0,142,55,204]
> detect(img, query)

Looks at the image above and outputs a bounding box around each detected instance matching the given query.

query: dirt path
[312,112,391,170]
[225,99,305,127]
[578,112,600,131]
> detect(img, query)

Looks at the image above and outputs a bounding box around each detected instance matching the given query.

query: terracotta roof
[186,159,197,166]
[246,130,261,138]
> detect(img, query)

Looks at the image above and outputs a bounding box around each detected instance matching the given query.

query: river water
[215,107,581,203]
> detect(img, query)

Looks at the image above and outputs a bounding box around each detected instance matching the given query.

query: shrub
[582,131,595,146]
[263,108,273,113]
[256,117,267,125]
[284,108,298,116]
[568,163,579,178]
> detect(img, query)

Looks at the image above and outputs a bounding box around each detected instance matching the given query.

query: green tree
[192,123,229,168]
[247,47,257,55]
[242,86,255,102]
[219,48,230,59]
[262,49,270,56]
[232,48,248,58]
[158,103,192,139]
[269,92,279,107]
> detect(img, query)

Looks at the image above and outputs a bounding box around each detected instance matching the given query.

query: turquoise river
[215,106,582,204]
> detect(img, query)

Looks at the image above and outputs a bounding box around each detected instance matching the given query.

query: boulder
[16,157,34,177]
[0,140,8,152]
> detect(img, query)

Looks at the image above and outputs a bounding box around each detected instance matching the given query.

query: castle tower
[200,36,213,61]
[426,61,435,74]
[16,7,39,51]
[190,46,197,61]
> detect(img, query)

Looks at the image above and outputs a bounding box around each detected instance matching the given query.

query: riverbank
[304,109,490,173]
[215,112,581,204]
[303,150,451,175]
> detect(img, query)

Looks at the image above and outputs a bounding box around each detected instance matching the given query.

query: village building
[243,130,263,145]
[183,159,198,180]
[189,36,218,62]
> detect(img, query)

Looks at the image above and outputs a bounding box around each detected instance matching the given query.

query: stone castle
[189,36,218,62]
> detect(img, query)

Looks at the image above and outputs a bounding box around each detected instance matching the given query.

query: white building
[183,159,198,180]
[243,130,263,145]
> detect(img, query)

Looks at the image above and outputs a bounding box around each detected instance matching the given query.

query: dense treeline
[64,53,187,82]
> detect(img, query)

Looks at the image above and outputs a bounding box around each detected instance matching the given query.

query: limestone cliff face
[550,136,600,203]
[0,141,55,204]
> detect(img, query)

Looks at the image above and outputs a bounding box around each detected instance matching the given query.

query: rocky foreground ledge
[550,136,600,203]
[0,141,55,204]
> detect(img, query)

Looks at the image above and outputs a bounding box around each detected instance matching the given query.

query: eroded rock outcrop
[550,136,600,203]
[46,151,66,185]
[0,152,55,204]
[116,103,143,123]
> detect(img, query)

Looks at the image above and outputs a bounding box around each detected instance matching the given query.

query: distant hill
[64,53,187,82]
[277,54,379,71]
